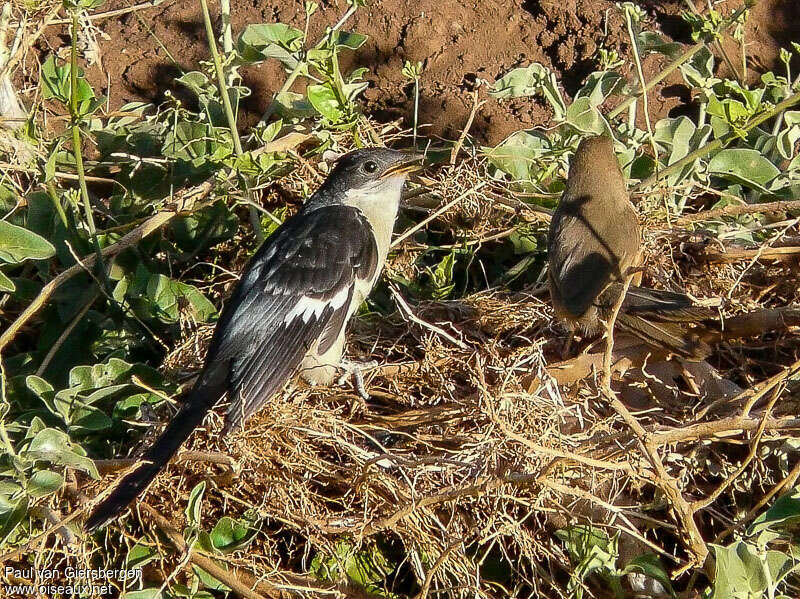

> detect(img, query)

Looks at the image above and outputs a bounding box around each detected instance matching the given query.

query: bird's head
[568,135,623,182]
[312,148,423,208]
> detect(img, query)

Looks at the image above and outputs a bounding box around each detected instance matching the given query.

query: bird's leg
[337,359,379,400]
[560,324,576,360]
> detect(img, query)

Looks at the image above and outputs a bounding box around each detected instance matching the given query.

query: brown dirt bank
[33,0,800,145]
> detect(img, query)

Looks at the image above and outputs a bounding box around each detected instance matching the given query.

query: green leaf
[0,495,28,547]
[237,23,304,67]
[331,31,368,50]
[126,543,158,569]
[24,428,99,478]
[749,487,800,536]
[40,54,71,104]
[638,31,683,59]
[0,220,56,263]
[184,481,206,528]
[428,251,456,300]
[307,82,345,122]
[120,590,164,599]
[680,46,715,88]
[210,516,259,553]
[0,270,14,293]
[709,541,770,599]
[708,148,780,191]
[193,564,231,592]
[565,96,608,134]
[484,130,552,183]
[273,91,315,119]
[146,274,217,324]
[622,554,675,598]
[575,71,627,108]
[172,200,238,252]
[27,470,64,498]
[490,63,566,120]
[776,111,800,159]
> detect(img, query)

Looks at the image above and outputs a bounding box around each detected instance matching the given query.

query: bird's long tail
[85,369,225,531]
[610,285,716,360]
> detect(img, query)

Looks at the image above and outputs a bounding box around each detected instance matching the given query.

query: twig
[714,460,800,544]
[599,271,708,565]
[0,3,61,82]
[390,286,468,350]
[691,245,800,263]
[450,90,484,164]
[0,180,214,353]
[678,198,800,223]
[391,182,486,248]
[35,288,99,376]
[622,5,659,185]
[198,0,262,242]
[413,542,461,599]
[650,415,800,446]
[683,0,743,84]
[0,504,87,563]
[137,504,280,599]
[49,0,167,25]
[95,450,237,474]
[496,420,636,475]
[69,10,107,289]
[693,388,780,511]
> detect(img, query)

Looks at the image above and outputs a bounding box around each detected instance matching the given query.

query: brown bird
[547,135,713,359]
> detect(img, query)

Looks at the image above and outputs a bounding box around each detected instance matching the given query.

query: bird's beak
[380,152,424,179]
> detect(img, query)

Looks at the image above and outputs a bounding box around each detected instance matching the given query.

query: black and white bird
[86,148,422,530]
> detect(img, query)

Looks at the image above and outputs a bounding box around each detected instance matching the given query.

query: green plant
[402,60,423,146]
[555,525,674,598]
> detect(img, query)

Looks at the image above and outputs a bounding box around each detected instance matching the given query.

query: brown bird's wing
[616,312,712,360]
[548,205,631,318]
[600,285,715,360]
[618,285,717,322]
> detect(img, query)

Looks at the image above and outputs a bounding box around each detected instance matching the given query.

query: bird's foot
[337,359,379,400]
[560,335,575,360]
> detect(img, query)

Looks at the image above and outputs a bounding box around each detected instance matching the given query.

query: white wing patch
[284,286,351,324]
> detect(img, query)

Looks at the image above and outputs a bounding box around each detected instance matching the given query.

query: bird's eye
[363,160,378,174]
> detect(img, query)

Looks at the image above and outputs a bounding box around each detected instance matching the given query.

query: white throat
[342,175,405,263]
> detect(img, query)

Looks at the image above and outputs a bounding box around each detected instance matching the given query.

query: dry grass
[27,147,791,598]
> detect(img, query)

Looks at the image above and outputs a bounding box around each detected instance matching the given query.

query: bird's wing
[206,204,379,433]
[548,210,616,318]
[620,285,716,322]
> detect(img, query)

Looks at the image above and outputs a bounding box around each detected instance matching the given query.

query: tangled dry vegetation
[55,147,799,598]
[2,1,800,598]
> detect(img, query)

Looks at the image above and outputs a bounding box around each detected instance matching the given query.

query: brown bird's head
[564,135,626,202]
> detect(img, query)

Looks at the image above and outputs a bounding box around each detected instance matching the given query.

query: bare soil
[34,0,800,145]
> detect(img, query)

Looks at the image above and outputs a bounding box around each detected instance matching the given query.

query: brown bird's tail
[607,285,716,360]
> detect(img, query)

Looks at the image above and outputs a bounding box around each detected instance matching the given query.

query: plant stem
[220,0,233,55]
[70,10,107,286]
[635,89,800,190]
[0,359,16,458]
[259,3,358,125]
[623,8,658,178]
[200,0,243,156]
[413,76,419,146]
[608,3,750,121]
[45,180,69,229]
[199,0,263,240]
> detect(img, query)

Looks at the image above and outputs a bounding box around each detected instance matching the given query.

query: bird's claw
[337,359,379,400]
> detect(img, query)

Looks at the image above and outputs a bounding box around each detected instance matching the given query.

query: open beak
[380,152,424,178]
